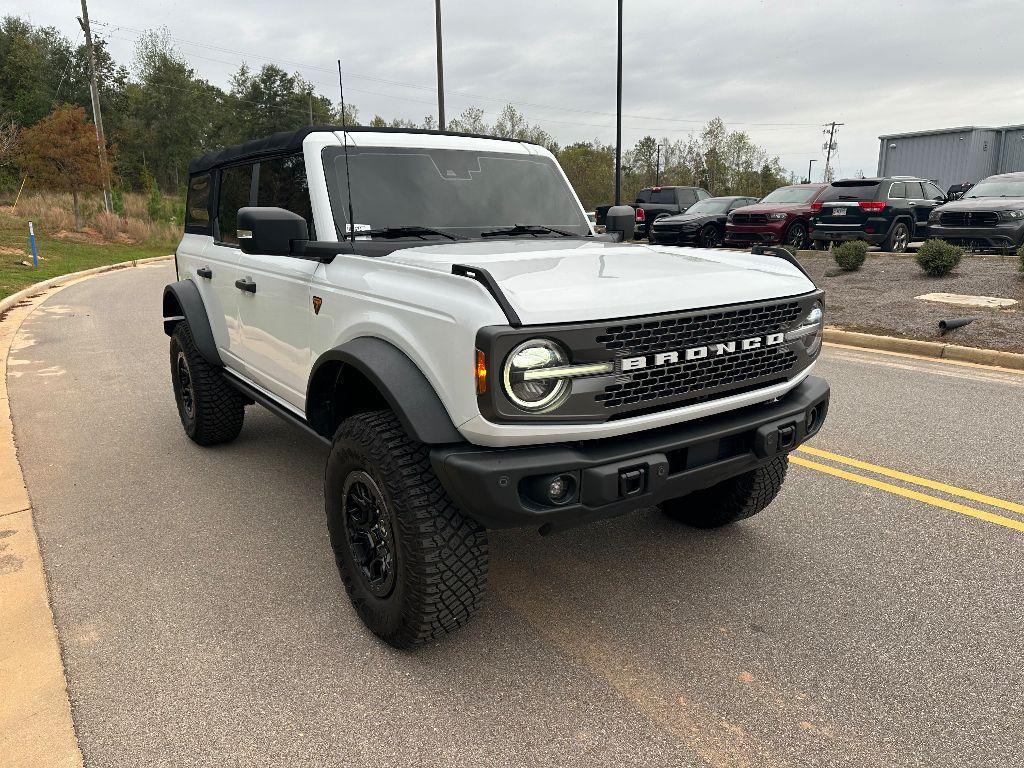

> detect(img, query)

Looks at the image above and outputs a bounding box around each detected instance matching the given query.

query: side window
[185,174,212,234]
[923,182,945,200]
[216,164,254,245]
[677,189,696,205]
[652,189,675,204]
[888,182,906,199]
[635,190,651,204]
[256,155,314,238]
[904,182,924,199]
[696,189,711,200]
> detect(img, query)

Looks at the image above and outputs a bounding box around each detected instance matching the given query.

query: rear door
[233,153,319,409]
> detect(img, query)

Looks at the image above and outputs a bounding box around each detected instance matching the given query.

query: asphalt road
[9,263,1024,768]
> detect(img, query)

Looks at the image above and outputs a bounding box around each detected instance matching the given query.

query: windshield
[760,186,820,204]
[964,180,1024,198]
[685,199,732,214]
[322,146,590,238]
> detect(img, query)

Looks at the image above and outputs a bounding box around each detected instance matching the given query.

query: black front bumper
[928,223,1024,249]
[431,376,829,532]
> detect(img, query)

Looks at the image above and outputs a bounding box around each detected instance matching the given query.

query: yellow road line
[790,456,1024,533]
[796,446,1024,516]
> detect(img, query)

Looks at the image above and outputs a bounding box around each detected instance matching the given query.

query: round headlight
[785,301,824,357]
[502,339,571,411]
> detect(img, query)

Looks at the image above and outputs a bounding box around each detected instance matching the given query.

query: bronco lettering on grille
[619,333,785,371]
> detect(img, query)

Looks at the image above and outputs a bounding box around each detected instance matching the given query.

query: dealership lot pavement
[8,263,1023,768]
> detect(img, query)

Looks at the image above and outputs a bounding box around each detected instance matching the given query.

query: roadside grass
[0,207,174,300]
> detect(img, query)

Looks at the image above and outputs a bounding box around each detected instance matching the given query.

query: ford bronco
[164,126,830,648]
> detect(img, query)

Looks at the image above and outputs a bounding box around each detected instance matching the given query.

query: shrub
[915,238,964,277]
[1018,245,1024,274]
[832,240,869,271]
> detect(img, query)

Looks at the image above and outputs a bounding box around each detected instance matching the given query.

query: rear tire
[169,322,245,446]
[659,456,788,529]
[326,410,488,649]
[882,221,910,253]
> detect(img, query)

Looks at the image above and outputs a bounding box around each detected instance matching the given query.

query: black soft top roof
[188,125,539,174]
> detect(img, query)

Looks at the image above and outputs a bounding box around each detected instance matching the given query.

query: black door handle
[235,278,256,294]
[196,266,213,279]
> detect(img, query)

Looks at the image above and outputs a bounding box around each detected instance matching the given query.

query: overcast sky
[13,0,1024,180]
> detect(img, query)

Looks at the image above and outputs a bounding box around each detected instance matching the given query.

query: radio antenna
[338,59,356,243]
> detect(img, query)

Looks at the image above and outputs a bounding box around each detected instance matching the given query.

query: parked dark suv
[809,176,945,252]
[725,183,827,249]
[632,186,712,240]
[928,172,1024,250]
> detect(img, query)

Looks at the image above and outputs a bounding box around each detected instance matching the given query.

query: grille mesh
[596,301,802,356]
[596,347,797,409]
[731,213,769,224]
[939,211,999,227]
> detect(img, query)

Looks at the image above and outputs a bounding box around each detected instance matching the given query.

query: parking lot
[8,262,1024,767]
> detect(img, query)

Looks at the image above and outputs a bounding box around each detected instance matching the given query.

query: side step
[222,370,331,446]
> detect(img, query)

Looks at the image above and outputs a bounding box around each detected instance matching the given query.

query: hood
[658,212,719,225]
[733,202,806,214]
[941,196,1024,211]
[382,239,815,325]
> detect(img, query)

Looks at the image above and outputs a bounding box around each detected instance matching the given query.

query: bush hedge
[832,240,869,271]
[1018,244,1024,274]
[915,239,964,277]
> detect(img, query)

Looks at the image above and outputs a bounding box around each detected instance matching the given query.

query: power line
[90,19,824,130]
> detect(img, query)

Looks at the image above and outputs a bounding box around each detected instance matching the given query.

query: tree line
[0,15,794,220]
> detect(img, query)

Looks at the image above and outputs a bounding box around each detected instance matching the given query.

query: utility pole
[655,144,661,186]
[822,121,843,183]
[308,89,314,125]
[806,159,816,184]
[434,0,445,131]
[614,0,622,205]
[77,0,112,214]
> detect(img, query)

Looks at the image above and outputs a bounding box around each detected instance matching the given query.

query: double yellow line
[791,446,1024,533]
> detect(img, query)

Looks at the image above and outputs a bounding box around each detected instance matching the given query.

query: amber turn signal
[475,349,487,394]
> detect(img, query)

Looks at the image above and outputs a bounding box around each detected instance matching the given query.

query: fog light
[547,474,575,504]
[520,472,578,508]
[806,405,820,433]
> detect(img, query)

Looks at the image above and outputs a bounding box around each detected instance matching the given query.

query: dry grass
[11,191,179,246]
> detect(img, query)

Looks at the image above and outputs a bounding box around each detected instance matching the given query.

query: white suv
[164,127,830,648]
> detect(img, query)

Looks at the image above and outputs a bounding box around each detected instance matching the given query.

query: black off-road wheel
[169,322,245,446]
[659,455,788,529]
[326,410,488,649]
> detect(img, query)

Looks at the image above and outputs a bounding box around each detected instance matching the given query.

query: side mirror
[605,205,636,242]
[237,207,309,256]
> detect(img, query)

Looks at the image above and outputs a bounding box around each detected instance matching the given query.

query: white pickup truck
[164,127,829,648]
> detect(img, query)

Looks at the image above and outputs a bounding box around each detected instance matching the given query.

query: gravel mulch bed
[794,251,1024,353]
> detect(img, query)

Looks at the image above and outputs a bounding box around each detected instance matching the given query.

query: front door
[905,182,934,238]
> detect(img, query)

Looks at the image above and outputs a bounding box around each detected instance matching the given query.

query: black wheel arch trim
[162,279,222,366]
[308,337,464,445]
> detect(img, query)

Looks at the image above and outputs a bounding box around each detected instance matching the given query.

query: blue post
[28,221,38,268]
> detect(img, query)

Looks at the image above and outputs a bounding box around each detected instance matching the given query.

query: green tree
[557,141,613,210]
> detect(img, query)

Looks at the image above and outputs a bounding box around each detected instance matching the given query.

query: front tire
[326,410,488,649]
[169,322,245,446]
[699,225,722,248]
[659,455,788,528]
[785,221,808,250]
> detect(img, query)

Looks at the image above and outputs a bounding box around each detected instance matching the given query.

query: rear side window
[216,164,254,245]
[185,174,212,234]
[888,182,906,199]
[676,188,696,205]
[904,182,924,199]
[651,189,675,204]
[256,155,314,238]
[818,181,881,202]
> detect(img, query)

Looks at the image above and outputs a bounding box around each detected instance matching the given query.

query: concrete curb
[0,255,171,767]
[823,327,1024,371]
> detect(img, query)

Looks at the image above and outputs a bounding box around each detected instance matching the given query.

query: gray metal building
[877,124,1024,191]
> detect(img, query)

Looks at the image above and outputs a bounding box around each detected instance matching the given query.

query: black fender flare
[308,338,463,445]
[162,280,222,366]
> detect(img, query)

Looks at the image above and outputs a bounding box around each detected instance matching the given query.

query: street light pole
[614,0,623,206]
[434,0,445,131]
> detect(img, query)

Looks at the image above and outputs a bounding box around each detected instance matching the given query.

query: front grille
[731,213,769,225]
[596,300,803,355]
[939,210,999,227]
[596,346,797,409]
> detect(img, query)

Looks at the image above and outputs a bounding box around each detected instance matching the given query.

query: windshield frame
[321,144,591,241]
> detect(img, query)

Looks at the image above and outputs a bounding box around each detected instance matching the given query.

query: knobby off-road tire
[169,322,245,446]
[326,410,488,649]
[659,455,789,529]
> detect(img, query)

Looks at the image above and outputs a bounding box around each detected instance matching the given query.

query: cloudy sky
[13,0,1024,179]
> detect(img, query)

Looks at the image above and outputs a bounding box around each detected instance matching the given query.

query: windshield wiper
[480,224,579,238]
[360,226,464,241]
